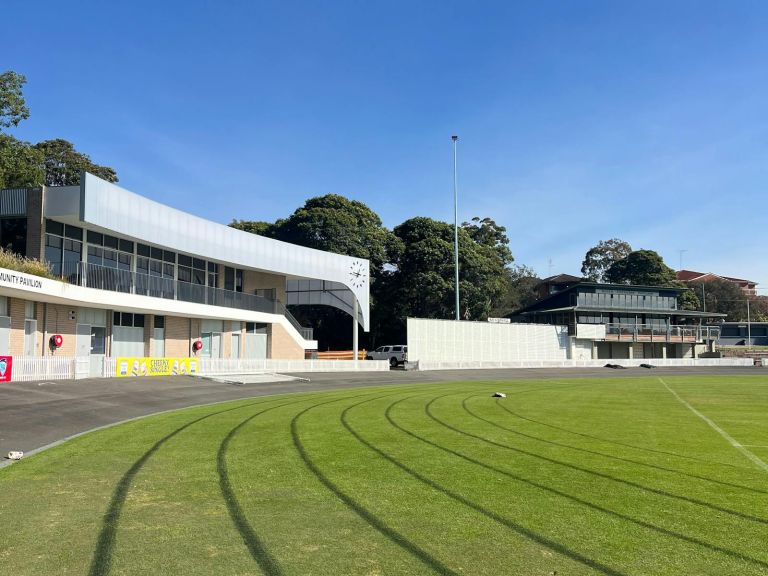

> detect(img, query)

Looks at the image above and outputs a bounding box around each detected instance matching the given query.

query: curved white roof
[63,173,369,330]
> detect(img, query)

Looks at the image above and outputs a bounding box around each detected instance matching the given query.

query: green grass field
[1,375,767,575]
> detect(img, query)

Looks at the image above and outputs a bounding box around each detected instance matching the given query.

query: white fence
[4,355,390,382]
[407,318,570,364]
[415,358,756,370]
[198,358,390,374]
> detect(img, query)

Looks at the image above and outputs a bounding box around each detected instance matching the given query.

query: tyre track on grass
[382,395,768,572]
[217,397,315,576]
[340,394,630,576]
[291,391,461,576]
[494,398,752,471]
[425,395,768,527]
[88,395,289,576]
[471,395,768,495]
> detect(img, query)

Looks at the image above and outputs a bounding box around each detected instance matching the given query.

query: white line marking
[659,378,768,473]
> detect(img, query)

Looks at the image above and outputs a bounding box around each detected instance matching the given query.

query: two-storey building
[0,173,369,375]
[511,279,725,359]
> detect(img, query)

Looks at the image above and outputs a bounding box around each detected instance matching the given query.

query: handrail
[55,260,313,339]
[601,322,720,342]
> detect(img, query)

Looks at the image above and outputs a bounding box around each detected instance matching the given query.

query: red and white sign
[0,356,13,382]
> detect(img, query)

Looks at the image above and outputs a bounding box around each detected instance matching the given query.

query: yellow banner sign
[116,357,199,378]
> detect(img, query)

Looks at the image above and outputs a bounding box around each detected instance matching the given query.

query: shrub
[0,248,58,279]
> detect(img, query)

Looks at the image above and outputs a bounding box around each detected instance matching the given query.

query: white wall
[407,318,569,364]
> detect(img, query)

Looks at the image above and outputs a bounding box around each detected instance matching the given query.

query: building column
[662,343,667,359]
[592,341,598,359]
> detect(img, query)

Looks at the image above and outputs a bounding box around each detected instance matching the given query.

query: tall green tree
[0,134,44,188]
[0,71,30,130]
[230,194,402,349]
[490,264,540,317]
[689,279,753,321]
[581,238,632,282]
[33,139,118,186]
[607,249,699,310]
[387,217,509,329]
[462,216,514,266]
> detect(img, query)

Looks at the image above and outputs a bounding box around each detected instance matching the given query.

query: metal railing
[56,261,313,340]
[603,323,720,342]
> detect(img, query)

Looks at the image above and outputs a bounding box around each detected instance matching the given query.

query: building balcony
[53,261,313,341]
[602,323,720,343]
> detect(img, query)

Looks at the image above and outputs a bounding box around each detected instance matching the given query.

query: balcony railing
[603,323,720,343]
[56,261,313,341]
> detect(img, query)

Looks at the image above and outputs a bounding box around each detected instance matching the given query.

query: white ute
[366,345,408,367]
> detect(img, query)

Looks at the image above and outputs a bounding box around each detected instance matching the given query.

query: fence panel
[11,357,75,382]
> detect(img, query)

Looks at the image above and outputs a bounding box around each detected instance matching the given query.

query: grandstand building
[0,173,369,376]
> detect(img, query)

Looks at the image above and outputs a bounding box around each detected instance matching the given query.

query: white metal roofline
[44,173,369,331]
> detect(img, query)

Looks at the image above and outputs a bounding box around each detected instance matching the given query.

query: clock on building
[348,260,366,288]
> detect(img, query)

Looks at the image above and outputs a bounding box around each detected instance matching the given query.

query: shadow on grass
[88,398,277,576]
[424,395,768,527]
[341,396,630,576]
[381,395,768,572]
[291,394,460,576]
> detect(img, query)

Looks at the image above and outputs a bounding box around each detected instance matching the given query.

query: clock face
[348,260,366,288]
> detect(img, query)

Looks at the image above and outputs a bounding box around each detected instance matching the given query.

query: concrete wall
[407,318,569,364]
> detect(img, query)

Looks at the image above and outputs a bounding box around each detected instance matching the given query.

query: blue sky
[4,1,768,286]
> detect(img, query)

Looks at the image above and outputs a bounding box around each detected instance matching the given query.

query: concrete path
[0,366,760,464]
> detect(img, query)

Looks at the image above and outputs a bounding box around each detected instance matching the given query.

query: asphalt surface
[0,366,762,465]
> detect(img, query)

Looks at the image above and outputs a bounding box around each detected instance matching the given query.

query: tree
[230,194,402,349]
[33,139,118,186]
[229,220,276,238]
[490,264,540,317]
[607,249,699,310]
[0,134,44,188]
[581,238,632,282]
[606,249,677,286]
[690,279,753,321]
[0,71,30,130]
[462,217,514,267]
[387,216,509,332]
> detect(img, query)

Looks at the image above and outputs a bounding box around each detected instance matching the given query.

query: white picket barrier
[10,356,77,382]
[415,358,756,371]
[197,357,390,375]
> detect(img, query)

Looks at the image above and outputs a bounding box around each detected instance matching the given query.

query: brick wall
[42,303,77,356]
[269,322,305,359]
[165,316,191,357]
[9,298,28,357]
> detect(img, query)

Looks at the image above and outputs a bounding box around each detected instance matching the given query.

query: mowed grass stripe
[3,376,768,575]
[478,395,768,495]
[88,395,290,576]
[291,392,462,576]
[341,394,630,576]
[425,394,768,526]
[381,394,768,572]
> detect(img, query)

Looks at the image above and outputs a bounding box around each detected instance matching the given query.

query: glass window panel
[87,231,103,245]
[103,235,118,249]
[163,263,174,278]
[119,239,134,253]
[118,253,131,270]
[121,312,133,326]
[150,260,162,276]
[151,247,164,260]
[103,249,117,268]
[178,254,192,267]
[64,225,83,241]
[113,311,121,326]
[193,269,205,285]
[178,266,191,283]
[137,243,151,257]
[163,250,175,263]
[134,314,145,328]
[154,315,165,329]
[137,256,149,273]
[45,220,64,236]
[193,258,205,270]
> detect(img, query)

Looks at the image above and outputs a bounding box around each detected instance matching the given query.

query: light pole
[452,135,460,321]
